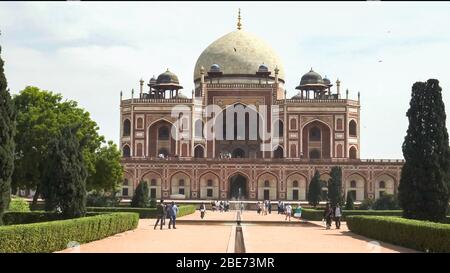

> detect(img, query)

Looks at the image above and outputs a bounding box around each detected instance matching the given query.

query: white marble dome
[193,29,285,82]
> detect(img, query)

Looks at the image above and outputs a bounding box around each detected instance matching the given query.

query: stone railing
[206,83,275,89]
[275,99,359,105]
[122,157,404,164]
[121,98,192,104]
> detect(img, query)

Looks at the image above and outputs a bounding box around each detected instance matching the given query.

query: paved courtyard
[58,210,416,253]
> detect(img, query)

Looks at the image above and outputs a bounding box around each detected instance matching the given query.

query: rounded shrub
[7,197,30,212]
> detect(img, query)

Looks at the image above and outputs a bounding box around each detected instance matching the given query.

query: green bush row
[2,211,102,225]
[346,216,450,252]
[0,212,138,253]
[301,208,403,221]
[7,198,31,212]
[86,205,196,219]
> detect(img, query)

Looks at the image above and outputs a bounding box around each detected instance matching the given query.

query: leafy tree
[345,194,354,210]
[328,166,343,207]
[0,40,16,225]
[86,141,123,192]
[308,170,322,208]
[372,194,400,210]
[12,86,104,207]
[399,79,449,222]
[131,181,149,208]
[41,125,87,218]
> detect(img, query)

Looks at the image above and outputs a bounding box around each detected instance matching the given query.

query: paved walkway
[58,210,416,253]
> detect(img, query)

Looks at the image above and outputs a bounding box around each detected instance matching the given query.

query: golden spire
[237,8,242,30]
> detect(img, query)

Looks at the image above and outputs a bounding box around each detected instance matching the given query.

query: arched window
[309,149,320,159]
[290,118,297,130]
[194,146,204,158]
[207,179,213,187]
[123,119,131,136]
[379,181,386,188]
[136,118,143,129]
[158,126,169,140]
[349,147,357,159]
[349,120,357,137]
[158,148,168,157]
[336,119,343,130]
[274,146,283,158]
[150,179,157,186]
[336,144,343,158]
[232,148,245,158]
[179,179,185,186]
[309,126,321,141]
[136,143,143,157]
[264,180,270,187]
[123,145,130,157]
[350,180,356,188]
[274,120,283,137]
[123,179,129,186]
[292,180,299,187]
[195,119,204,138]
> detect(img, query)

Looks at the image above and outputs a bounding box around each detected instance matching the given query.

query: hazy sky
[1,1,449,159]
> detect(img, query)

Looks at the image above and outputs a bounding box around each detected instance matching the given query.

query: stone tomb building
[119,16,403,202]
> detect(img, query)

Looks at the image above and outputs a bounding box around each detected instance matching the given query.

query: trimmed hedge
[347,216,450,252]
[2,211,102,225]
[301,208,403,221]
[7,198,31,212]
[0,212,138,253]
[87,205,196,219]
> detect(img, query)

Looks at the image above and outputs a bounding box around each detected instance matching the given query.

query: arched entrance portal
[229,174,248,200]
[232,148,245,158]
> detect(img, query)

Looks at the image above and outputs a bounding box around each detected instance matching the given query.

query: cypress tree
[131,180,149,208]
[399,79,449,222]
[328,166,343,207]
[41,125,87,218]
[308,170,322,208]
[345,194,354,210]
[0,39,16,225]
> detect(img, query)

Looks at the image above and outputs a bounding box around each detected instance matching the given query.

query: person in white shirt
[285,204,292,221]
[334,204,342,229]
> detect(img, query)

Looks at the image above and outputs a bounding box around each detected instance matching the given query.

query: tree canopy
[399,79,449,222]
[41,125,87,218]
[328,166,343,207]
[0,40,16,224]
[308,170,322,208]
[12,87,122,205]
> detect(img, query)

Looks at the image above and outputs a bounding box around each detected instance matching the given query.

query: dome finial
[237,8,242,30]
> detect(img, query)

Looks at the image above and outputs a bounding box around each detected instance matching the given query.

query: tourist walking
[277,200,282,214]
[154,200,166,230]
[256,202,261,214]
[323,203,333,230]
[200,202,206,219]
[168,201,178,229]
[268,200,272,214]
[239,201,244,214]
[334,204,342,229]
[285,203,292,221]
[165,202,172,227]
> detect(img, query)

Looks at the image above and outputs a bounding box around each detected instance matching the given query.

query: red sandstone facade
[119,24,403,201]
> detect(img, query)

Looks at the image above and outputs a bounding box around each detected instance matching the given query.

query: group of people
[154,200,179,230]
[323,203,342,229]
[211,200,230,212]
[218,152,232,159]
[256,200,272,215]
